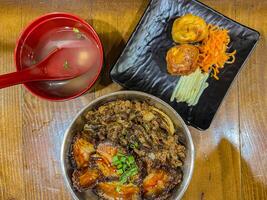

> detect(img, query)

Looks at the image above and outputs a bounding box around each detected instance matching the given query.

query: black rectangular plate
[110,0,260,130]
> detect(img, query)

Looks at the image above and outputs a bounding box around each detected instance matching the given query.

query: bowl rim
[60,90,195,200]
[14,12,104,101]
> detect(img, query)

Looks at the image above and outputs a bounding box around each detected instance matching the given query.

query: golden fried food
[166,44,199,76]
[72,137,95,169]
[92,154,118,178]
[143,169,172,198]
[95,181,140,200]
[172,14,208,44]
[97,142,119,163]
[72,168,101,191]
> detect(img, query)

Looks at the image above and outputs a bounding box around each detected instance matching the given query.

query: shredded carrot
[197,24,236,80]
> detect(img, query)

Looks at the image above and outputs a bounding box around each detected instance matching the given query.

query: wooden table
[0,0,266,199]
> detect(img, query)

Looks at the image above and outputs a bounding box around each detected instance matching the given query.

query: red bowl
[15,12,103,101]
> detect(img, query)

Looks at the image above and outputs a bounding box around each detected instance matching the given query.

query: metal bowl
[61,91,195,200]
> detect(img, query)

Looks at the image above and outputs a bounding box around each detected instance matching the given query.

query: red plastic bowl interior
[15,13,103,101]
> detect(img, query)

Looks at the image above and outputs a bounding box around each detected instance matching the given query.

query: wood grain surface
[0,0,266,200]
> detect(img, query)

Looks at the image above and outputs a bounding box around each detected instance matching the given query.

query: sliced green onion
[131,171,138,176]
[120,175,128,184]
[120,157,126,162]
[112,160,121,166]
[130,142,139,149]
[112,156,119,163]
[73,28,80,33]
[112,152,138,185]
[116,185,121,193]
[63,60,70,69]
[127,156,135,164]
[117,152,125,157]
[129,169,138,176]
[117,164,123,169]
[117,169,124,175]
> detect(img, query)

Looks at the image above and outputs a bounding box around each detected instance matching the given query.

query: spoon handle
[0,68,40,89]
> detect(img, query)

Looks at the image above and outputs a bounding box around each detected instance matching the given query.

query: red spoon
[0,40,95,89]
